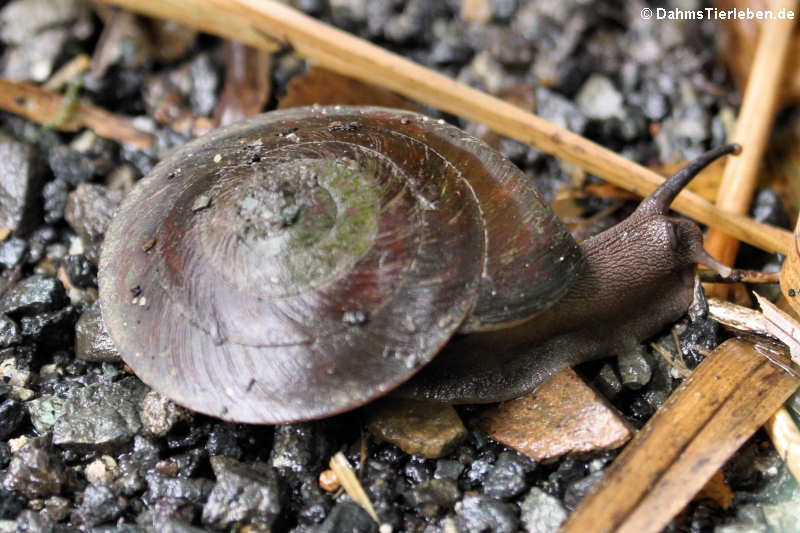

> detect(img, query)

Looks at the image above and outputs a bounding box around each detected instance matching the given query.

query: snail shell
[98,106,582,423]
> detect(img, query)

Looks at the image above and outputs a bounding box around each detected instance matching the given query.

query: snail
[98,105,738,424]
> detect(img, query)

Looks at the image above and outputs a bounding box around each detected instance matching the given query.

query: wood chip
[481,367,633,462]
[0,228,10,242]
[561,338,800,533]
[754,292,800,364]
[0,78,153,150]
[766,407,800,484]
[329,452,378,522]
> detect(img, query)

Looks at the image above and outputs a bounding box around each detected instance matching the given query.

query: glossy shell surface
[99,106,581,423]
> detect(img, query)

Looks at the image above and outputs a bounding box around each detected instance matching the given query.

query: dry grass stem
[96,0,793,256]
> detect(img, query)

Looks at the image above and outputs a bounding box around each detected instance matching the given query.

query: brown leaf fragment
[366,398,467,459]
[214,41,271,127]
[0,78,153,150]
[696,471,734,510]
[480,367,633,462]
[561,338,800,533]
[278,67,419,111]
[779,218,800,317]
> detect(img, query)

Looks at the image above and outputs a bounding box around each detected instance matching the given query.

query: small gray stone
[26,395,66,434]
[0,0,89,44]
[715,524,768,533]
[0,237,27,270]
[520,487,567,533]
[0,275,67,317]
[48,145,96,186]
[14,509,54,533]
[564,470,605,510]
[535,87,588,134]
[53,377,148,452]
[0,399,25,439]
[201,456,281,530]
[0,136,44,234]
[2,436,65,499]
[140,391,190,437]
[78,484,124,527]
[483,451,535,500]
[75,304,121,363]
[144,472,211,506]
[64,184,124,263]
[315,502,377,533]
[433,459,464,481]
[270,422,333,473]
[403,478,460,517]
[575,74,624,121]
[617,345,652,390]
[454,494,519,533]
[0,316,20,348]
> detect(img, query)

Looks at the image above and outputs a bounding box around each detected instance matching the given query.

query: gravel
[0,0,796,531]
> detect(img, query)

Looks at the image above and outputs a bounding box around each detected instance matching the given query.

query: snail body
[99,106,736,424]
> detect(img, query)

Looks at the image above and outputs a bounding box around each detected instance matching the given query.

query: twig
[95,0,793,256]
[0,77,153,150]
[704,0,799,287]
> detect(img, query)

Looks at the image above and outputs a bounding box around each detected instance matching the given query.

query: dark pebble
[78,483,124,527]
[403,457,431,484]
[483,451,536,500]
[0,399,25,439]
[0,487,26,519]
[62,254,96,288]
[535,87,588,134]
[454,493,519,533]
[2,435,66,499]
[677,316,721,369]
[270,422,333,474]
[63,183,124,263]
[15,508,55,533]
[434,458,464,481]
[74,303,121,363]
[463,457,493,489]
[0,274,67,317]
[201,456,281,530]
[20,306,78,352]
[0,237,27,269]
[314,501,378,533]
[563,470,605,510]
[25,226,58,264]
[0,135,44,235]
[48,145,96,186]
[0,315,21,348]
[546,457,586,499]
[52,377,148,453]
[144,472,212,507]
[205,423,242,460]
[402,478,460,517]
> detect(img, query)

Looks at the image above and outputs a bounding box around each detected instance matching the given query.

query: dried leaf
[766,407,800,483]
[278,67,419,111]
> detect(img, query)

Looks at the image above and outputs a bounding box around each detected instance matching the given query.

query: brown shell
[98,106,581,423]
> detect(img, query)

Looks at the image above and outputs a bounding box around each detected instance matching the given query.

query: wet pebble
[483,451,536,500]
[25,395,66,435]
[0,316,21,348]
[48,145,96,186]
[52,377,148,452]
[0,399,25,439]
[433,459,464,481]
[563,470,605,509]
[315,501,377,533]
[63,184,124,263]
[519,487,568,533]
[0,137,45,235]
[454,493,519,533]
[0,237,27,270]
[0,274,67,317]
[0,488,26,520]
[42,179,69,224]
[575,74,624,121]
[14,509,54,533]
[366,399,467,459]
[617,345,652,390]
[201,456,281,530]
[140,391,191,437]
[2,435,65,499]
[205,423,242,460]
[402,478,460,518]
[78,483,124,527]
[74,303,121,363]
[270,422,333,474]
[62,254,96,289]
